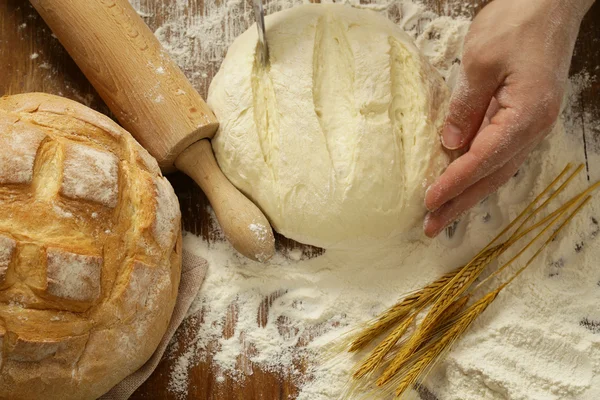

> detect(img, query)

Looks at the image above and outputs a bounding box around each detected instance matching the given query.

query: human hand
[423,0,595,237]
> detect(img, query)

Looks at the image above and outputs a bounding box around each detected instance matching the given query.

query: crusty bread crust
[0,93,182,400]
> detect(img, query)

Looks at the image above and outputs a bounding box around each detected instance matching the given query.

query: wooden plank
[0,0,110,111]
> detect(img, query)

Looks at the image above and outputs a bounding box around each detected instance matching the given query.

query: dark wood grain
[1,0,599,399]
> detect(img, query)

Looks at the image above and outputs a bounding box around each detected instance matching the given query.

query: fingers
[426,106,530,212]
[441,63,502,150]
[424,147,530,238]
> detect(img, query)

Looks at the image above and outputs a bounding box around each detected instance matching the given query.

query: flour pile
[133,0,600,399]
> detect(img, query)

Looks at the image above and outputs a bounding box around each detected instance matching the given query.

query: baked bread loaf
[0,93,182,399]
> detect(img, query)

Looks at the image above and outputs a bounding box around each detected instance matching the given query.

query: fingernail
[423,213,441,238]
[424,185,437,212]
[441,123,463,150]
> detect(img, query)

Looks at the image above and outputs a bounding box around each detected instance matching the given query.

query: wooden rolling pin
[30,0,275,262]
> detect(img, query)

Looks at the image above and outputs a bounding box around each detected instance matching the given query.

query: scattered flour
[248,223,268,241]
[128,0,600,399]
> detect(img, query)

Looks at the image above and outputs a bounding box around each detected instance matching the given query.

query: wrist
[575,0,595,19]
[553,0,595,21]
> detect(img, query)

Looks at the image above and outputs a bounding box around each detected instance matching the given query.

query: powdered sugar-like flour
[132,0,600,398]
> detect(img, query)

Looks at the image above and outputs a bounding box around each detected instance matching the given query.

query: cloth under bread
[101,249,208,400]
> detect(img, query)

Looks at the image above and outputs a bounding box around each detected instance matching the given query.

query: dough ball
[209,4,449,249]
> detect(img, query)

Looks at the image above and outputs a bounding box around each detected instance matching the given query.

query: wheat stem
[498,196,591,291]
[513,164,583,236]
[394,290,500,396]
[475,194,591,292]
[353,313,416,379]
[376,246,502,386]
[393,195,591,398]
[470,164,573,258]
[349,267,461,352]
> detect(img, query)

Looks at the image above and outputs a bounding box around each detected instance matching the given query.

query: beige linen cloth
[101,250,208,400]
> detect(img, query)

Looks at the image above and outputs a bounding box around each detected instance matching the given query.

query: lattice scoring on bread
[46,248,102,303]
[0,120,46,184]
[0,93,182,400]
[114,260,170,322]
[0,235,16,283]
[153,177,181,249]
[0,325,4,370]
[61,143,119,208]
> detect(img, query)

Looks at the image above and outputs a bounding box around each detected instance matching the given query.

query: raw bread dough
[209,4,449,249]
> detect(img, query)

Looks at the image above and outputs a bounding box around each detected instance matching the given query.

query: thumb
[442,63,501,150]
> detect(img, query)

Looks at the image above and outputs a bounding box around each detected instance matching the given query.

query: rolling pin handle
[30,0,277,261]
[175,140,276,262]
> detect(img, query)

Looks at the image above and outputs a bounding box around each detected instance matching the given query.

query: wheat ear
[349,267,461,353]
[393,290,500,396]
[353,313,416,379]
[355,281,472,380]
[376,245,502,386]
[393,195,592,398]
[415,294,471,351]
[349,165,576,356]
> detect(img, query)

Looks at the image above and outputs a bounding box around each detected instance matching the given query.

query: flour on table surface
[127,0,600,399]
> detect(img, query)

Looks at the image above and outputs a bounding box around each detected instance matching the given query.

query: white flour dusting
[131,0,600,399]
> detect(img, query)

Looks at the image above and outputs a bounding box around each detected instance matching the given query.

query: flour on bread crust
[0,93,182,400]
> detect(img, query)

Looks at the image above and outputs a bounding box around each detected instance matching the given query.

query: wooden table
[1,0,599,399]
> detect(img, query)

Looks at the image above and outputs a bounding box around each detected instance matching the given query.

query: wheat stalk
[342,164,594,400]
[353,313,416,379]
[348,267,461,353]
[458,164,574,261]
[392,195,592,398]
[512,164,584,237]
[475,190,598,294]
[394,289,499,396]
[377,245,503,386]
[349,165,577,357]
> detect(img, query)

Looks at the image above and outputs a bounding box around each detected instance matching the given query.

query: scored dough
[209,4,450,249]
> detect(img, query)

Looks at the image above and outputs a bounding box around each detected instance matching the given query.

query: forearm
[561,0,596,20]
[581,0,596,13]
[532,0,596,22]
